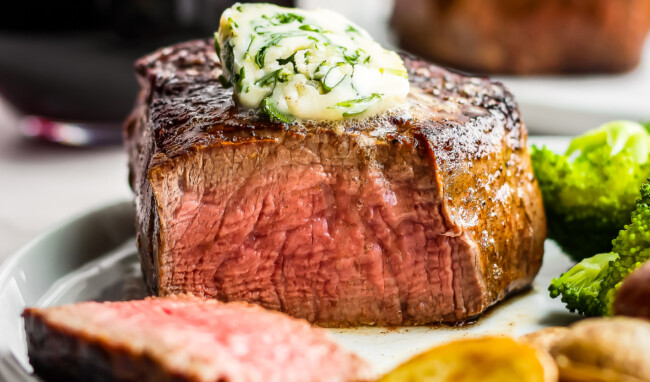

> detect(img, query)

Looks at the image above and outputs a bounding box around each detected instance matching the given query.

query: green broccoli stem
[548,252,617,316]
[549,181,650,316]
[598,182,650,314]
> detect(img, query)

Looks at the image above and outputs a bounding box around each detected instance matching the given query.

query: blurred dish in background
[497,40,650,134]
[391,0,650,134]
[0,0,292,146]
[392,0,650,75]
[3,0,643,142]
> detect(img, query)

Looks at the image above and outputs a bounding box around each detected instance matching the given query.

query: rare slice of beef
[124,39,546,327]
[23,296,370,382]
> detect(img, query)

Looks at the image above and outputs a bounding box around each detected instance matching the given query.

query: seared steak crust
[124,39,545,326]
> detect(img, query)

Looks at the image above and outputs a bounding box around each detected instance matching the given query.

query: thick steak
[23,296,370,382]
[124,39,545,326]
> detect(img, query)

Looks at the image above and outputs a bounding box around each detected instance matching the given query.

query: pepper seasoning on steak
[124,39,545,327]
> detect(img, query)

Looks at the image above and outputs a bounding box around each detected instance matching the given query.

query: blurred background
[0,0,648,260]
[0,0,648,145]
[0,0,394,146]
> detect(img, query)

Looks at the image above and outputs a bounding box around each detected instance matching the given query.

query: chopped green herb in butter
[216,3,409,122]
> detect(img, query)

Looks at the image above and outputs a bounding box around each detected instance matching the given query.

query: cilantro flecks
[333,93,382,108]
[261,97,295,124]
[255,68,282,87]
[271,13,304,25]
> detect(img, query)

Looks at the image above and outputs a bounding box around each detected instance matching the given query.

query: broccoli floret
[548,252,618,316]
[550,181,650,316]
[642,122,650,132]
[599,182,650,314]
[532,121,650,261]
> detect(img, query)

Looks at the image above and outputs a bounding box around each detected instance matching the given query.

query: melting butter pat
[216,3,410,122]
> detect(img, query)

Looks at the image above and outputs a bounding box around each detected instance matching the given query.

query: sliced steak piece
[23,296,370,382]
[124,39,545,327]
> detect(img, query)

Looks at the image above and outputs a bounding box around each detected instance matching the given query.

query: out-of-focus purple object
[19,117,122,146]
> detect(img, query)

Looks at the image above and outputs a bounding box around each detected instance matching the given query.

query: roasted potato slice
[550,317,650,382]
[378,336,558,382]
[520,327,570,353]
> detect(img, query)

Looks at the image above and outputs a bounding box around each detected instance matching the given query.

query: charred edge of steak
[24,311,190,382]
[129,39,523,162]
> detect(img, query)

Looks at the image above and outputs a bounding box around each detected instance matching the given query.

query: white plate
[498,41,650,135]
[0,137,577,380]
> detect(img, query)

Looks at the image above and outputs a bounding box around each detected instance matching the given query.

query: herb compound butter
[216,3,410,122]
